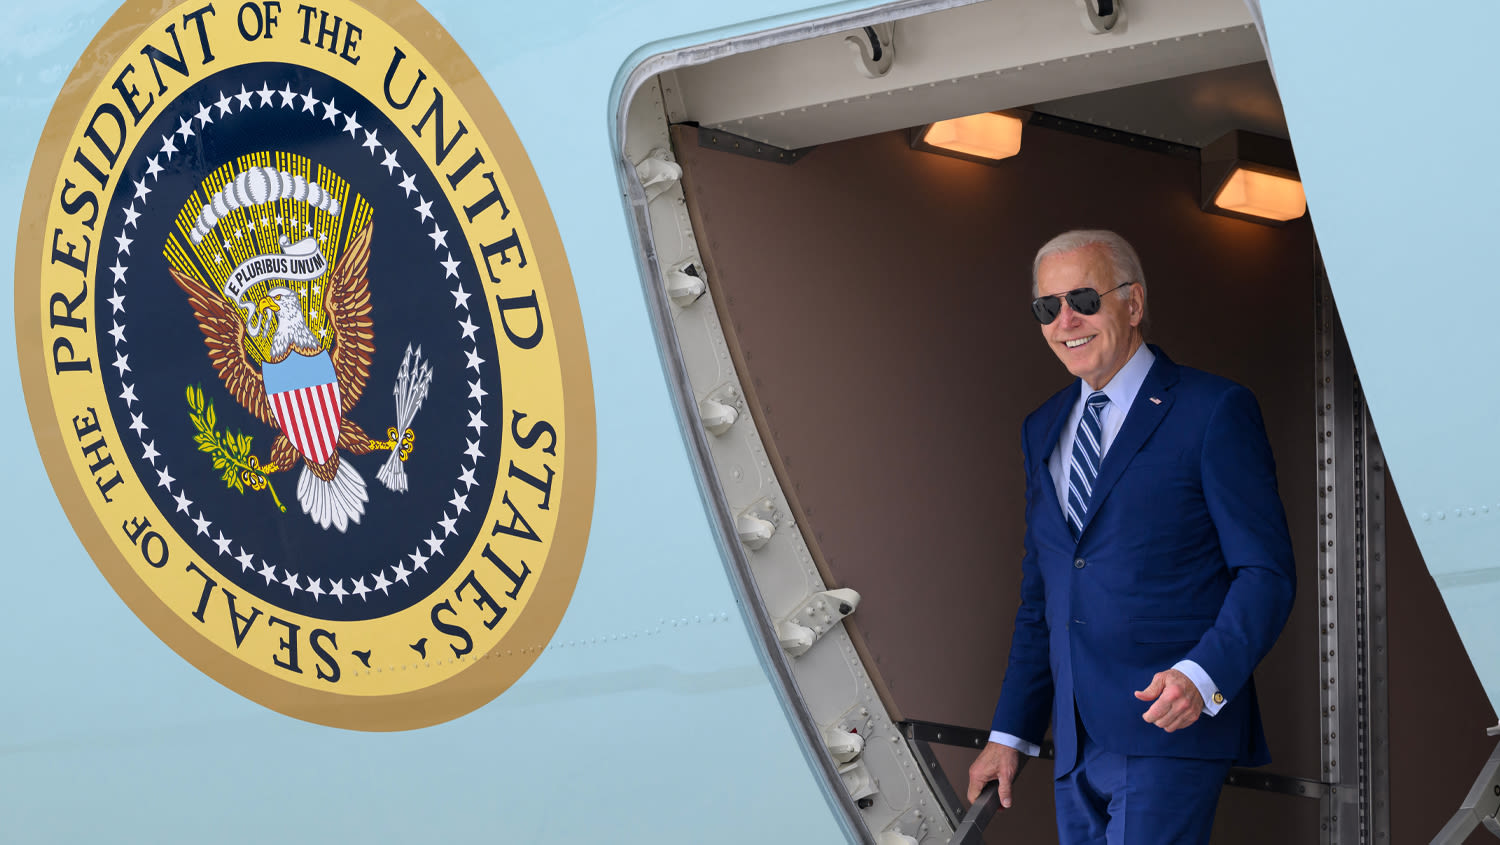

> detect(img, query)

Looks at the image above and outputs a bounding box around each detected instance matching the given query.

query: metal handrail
[951,782,1000,845]
[900,718,1330,843]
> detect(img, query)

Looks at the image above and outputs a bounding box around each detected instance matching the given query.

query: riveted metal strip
[1360,412,1391,842]
[1316,257,1389,844]
[1317,257,1358,844]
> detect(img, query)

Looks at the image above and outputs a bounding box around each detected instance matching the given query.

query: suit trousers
[1054,714,1232,845]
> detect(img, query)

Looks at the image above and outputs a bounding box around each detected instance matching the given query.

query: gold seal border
[15,0,597,731]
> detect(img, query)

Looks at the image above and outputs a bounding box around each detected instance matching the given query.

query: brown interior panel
[669,116,1495,840]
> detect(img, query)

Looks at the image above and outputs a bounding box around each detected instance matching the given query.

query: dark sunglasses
[1030,282,1135,325]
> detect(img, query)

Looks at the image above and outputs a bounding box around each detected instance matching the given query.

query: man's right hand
[967,741,1024,809]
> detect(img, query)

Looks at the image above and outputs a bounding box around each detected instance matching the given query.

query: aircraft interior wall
[667,117,1495,842]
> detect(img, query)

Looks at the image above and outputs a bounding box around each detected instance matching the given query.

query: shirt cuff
[988,731,1041,757]
[1173,659,1225,716]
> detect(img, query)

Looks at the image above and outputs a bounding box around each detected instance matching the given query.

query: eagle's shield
[263,351,343,466]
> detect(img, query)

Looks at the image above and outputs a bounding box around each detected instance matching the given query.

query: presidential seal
[17,0,595,729]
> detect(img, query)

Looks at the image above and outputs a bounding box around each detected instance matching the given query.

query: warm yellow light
[921,112,1024,160]
[1213,167,1307,222]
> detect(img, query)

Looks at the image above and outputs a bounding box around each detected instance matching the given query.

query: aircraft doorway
[617,3,1496,842]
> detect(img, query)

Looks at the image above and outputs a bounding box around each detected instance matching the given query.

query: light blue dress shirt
[991,343,1223,756]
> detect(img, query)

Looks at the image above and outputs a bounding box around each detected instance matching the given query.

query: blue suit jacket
[990,347,1295,773]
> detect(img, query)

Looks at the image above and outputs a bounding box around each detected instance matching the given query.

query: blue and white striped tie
[1066,391,1110,539]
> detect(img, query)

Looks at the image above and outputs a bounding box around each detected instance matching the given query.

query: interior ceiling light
[910,111,1026,164]
[1201,130,1307,224]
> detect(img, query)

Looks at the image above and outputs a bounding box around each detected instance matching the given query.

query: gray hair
[1030,229,1146,301]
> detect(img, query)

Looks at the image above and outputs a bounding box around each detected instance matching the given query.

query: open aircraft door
[619,0,1500,841]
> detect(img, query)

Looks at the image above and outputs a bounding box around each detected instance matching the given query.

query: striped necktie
[1066,391,1111,539]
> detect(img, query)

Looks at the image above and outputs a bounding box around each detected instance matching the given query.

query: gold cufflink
[1213,692,1224,704]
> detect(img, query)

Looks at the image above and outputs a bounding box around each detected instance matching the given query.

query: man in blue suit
[966,230,1296,843]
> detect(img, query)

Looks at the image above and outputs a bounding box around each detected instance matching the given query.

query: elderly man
[966,230,1296,844]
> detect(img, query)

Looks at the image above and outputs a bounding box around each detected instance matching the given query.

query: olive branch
[186,385,286,512]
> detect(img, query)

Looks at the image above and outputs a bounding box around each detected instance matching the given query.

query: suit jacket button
[1073,558,1086,569]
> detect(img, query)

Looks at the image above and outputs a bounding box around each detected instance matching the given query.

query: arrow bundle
[377,344,433,493]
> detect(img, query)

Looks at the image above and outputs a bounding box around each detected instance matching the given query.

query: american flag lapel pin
[1149,397,1162,405]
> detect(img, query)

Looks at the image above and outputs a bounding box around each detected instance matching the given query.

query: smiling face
[1035,243,1145,390]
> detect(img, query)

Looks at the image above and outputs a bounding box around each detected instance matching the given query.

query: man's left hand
[1134,668,1204,732]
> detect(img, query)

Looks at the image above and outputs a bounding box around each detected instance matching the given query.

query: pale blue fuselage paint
[8,1,1499,842]
[1256,1,1500,716]
[0,0,874,841]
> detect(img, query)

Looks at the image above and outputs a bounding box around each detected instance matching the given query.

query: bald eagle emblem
[166,160,430,532]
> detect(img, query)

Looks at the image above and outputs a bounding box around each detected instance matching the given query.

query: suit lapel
[1077,349,1180,539]
[1033,382,1079,528]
